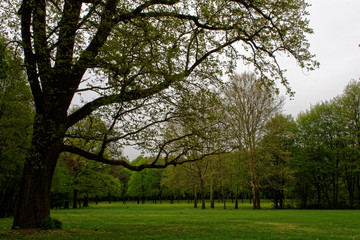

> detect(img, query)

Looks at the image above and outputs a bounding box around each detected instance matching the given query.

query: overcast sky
[282,0,360,117]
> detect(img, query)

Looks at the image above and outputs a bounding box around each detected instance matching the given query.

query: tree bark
[12,112,66,229]
[73,189,79,209]
[249,153,261,209]
[200,178,206,209]
[279,190,284,209]
[193,187,197,208]
[210,176,215,208]
[235,186,239,209]
[255,184,261,209]
[83,194,89,207]
[221,183,226,210]
[12,143,62,228]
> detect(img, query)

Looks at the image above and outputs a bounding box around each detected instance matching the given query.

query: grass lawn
[1,201,360,239]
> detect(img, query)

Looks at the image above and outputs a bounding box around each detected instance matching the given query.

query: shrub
[39,217,62,230]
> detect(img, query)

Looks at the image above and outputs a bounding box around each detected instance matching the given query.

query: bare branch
[19,0,44,112]
[140,12,235,31]
[133,0,180,15]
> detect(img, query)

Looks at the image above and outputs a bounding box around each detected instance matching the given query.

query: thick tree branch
[19,0,44,112]
[33,0,52,77]
[71,0,120,90]
[67,72,181,127]
[54,0,82,71]
[140,12,235,31]
[62,144,225,171]
[133,0,180,15]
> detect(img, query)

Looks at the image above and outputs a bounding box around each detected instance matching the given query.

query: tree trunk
[83,194,89,207]
[274,190,279,209]
[279,190,284,209]
[235,186,239,209]
[255,184,261,209]
[12,141,62,228]
[221,183,226,210]
[193,187,198,208]
[12,112,66,229]
[73,189,79,209]
[210,176,215,208]
[12,163,54,228]
[249,153,261,209]
[200,178,206,209]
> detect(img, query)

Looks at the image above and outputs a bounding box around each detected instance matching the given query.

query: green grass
[1,201,360,239]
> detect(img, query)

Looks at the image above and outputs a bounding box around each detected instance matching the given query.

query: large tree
[0,0,317,228]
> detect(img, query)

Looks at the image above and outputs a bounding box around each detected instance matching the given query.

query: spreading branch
[62,144,226,171]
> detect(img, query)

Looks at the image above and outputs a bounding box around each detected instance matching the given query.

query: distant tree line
[114,79,360,210]
[55,79,360,210]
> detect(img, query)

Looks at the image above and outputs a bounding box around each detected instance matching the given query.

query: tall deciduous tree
[224,72,284,209]
[0,0,317,228]
[338,80,360,207]
[259,114,295,208]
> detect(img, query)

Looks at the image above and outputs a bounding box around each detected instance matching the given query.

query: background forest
[2,32,360,214]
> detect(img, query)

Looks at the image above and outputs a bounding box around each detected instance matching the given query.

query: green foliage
[127,156,164,201]
[292,81,360,208]
[162,161,204,195]
[51,160,72,194]
[57,113,124,203]
[58,153,123,201]
[39,217,62,230]
[0,39,8,80]
[259,114,295,208]
[0,38,33,217]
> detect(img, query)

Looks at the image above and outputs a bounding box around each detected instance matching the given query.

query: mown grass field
[1,201,360,239]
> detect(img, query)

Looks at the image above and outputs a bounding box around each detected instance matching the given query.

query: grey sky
[283,0,360,116]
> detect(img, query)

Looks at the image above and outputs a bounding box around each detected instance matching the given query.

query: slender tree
[224,72,284,209]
